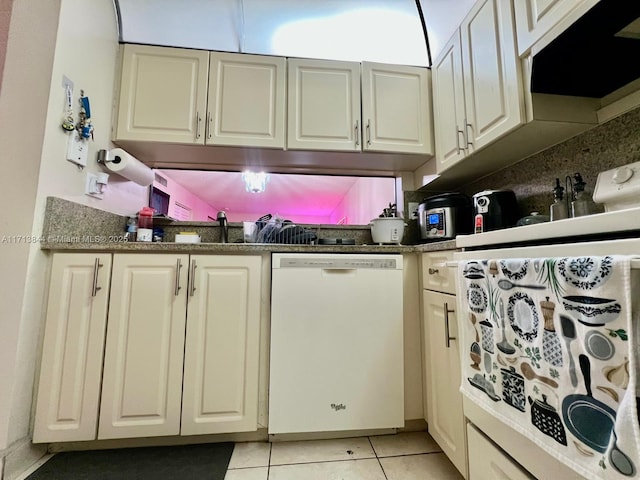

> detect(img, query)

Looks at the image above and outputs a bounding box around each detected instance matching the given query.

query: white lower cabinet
[467,424,534,480]
[33,254,112,443]
[181,255,261,435]
[423,290,467,478]
[421,251,467,478]
[98,254,189,439]
[35,252,261,443]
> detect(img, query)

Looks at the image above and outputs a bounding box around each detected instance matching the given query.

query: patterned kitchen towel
[457,256,639,480]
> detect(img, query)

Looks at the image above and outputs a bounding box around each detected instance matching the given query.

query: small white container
[369,217,406,244]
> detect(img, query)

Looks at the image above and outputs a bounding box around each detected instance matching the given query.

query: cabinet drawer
[421,251,456,294]
[467,424,534,480]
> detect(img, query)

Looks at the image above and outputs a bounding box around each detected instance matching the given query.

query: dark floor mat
[26,442,235,480]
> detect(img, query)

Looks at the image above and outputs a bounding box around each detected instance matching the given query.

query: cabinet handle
[189,260,197,296]
[428,268,439,275]
[444,302,456,348]
[174,258,183,296]
[366,119,371,146]
[456,127,465,154]
[91,257,103,297]
[206,111,212,140]
[464,119,473,148]
[195,112,202,139]
[355,120,360,147]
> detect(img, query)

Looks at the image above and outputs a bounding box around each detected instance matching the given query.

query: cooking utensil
[470,313,480,343]
[468,374,500,402]
[496,298,515,355]
[541,297,563,367]
[479,320,494,353]
[562,354,617,454]
[484,352,492,374]
[520,362,559,388]
[501,366,526,412]
[528,394,567,445]
[609,431,636,477]
[470,342,481,371]
[560,314,578,387]
[584,330,615,361]
[497,279,545,290]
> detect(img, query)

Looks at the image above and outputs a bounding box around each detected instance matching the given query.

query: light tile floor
[225,431,463,480]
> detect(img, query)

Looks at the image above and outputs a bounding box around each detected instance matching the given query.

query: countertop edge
[40,240,457,254]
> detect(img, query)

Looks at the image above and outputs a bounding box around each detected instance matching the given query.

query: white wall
[420,0,476,60]
[153,174,220,221]
[0,0,61,461]
[330,177,396,225]
[0,0,148,476]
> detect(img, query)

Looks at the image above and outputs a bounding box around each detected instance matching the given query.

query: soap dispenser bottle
[571,172,596,217]
[550,178,568,221]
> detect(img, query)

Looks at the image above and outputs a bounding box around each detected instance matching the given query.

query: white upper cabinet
[287,58,362,151]
[207,52,286,148]
[361,62,434,155]
[461,0,522,152]
[33,254,112,443]
[115,44,209,144]
[432,31,467,171]
[181,255,261,435]
[514,0,586,55]
[433,0,522,173]
[98,254,189,440]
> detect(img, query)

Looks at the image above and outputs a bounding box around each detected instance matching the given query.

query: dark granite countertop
[40,239,456,254]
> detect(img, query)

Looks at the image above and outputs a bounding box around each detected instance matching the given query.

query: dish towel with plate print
[457,256,639,479]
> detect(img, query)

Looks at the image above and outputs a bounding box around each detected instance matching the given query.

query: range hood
[531,0,640,98]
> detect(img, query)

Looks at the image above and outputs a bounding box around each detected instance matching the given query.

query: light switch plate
[66,133,88,167]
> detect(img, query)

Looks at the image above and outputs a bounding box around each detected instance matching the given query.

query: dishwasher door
[269,253,404,435]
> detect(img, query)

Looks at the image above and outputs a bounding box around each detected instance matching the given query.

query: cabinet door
[514,0,583,56]
[423,290,467,478]
[287,58,361,151]
[33,254,112,443]
[421,251,456,295]
[115,44,209,144]
[432,31,468,173]
[207,52,286,148]
[467,424,535,479]
[181,255,261,435]
[98,254,189,439]
[461,0,522,152]
[361,62,434,155]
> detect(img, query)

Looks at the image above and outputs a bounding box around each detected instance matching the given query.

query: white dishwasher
[268,253,404,435]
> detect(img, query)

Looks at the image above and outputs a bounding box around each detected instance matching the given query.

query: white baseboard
[2,438,47,480]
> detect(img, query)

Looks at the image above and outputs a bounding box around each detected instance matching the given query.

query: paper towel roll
[104,148,154,186]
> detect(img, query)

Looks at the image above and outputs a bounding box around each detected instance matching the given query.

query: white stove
[456,207,640,249]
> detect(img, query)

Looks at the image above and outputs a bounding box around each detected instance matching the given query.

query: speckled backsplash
[457,105,640,218]
[42,197,376,245]
[42,197,125,241]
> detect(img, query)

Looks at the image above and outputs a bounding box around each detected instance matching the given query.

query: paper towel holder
[96,148,152,186]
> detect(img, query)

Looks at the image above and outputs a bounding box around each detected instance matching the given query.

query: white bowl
[562,295,621,326]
